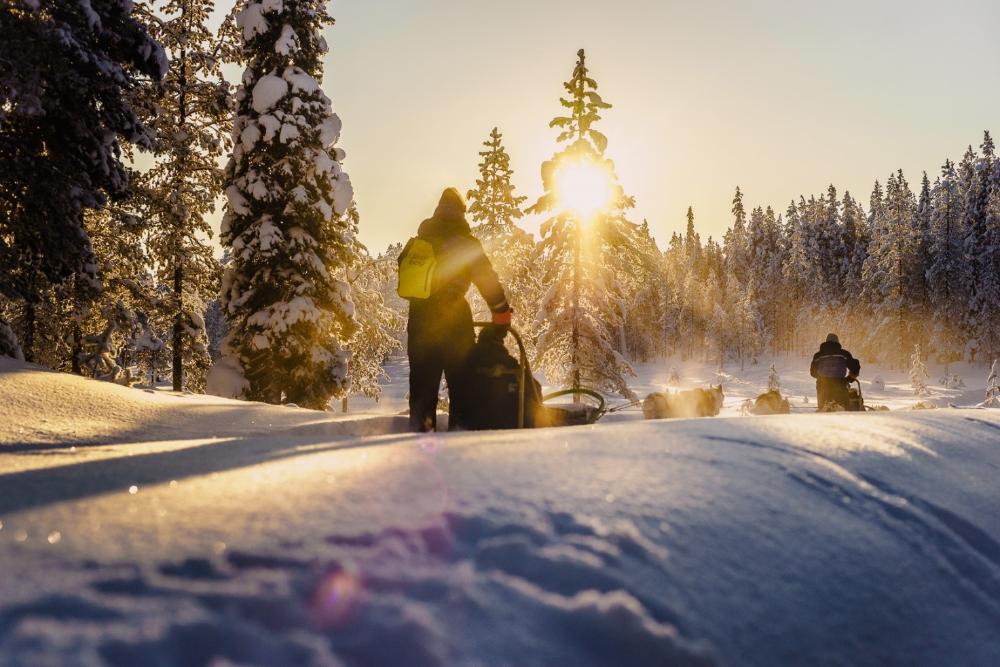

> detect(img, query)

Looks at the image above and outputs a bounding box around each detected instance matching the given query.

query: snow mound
[0,357,398,447]
[205,355,249,400]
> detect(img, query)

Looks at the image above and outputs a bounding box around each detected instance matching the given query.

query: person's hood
[418,188,471,238]
[418,215,471,238]
[818,340,843,355]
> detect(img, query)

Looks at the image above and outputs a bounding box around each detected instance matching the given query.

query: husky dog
[750,389,790,415]
[643,385,724,419]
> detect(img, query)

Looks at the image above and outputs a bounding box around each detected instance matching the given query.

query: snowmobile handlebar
[540,388,607,417]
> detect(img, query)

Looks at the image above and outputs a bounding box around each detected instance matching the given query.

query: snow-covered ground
[2,356,1000,666]
[347,353,991,420]
[618,355,990,416]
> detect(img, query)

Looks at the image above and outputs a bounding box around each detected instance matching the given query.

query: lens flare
[310,568,363,627]
[554,157,616,220]
[418,432,441,454]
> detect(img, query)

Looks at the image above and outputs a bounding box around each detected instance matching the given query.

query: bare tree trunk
[23,301,35,363]
[172,27,189,393]
[173,264,184,391]
[572,221,581,400]
[71,322,82,375]
[70,272,83,374]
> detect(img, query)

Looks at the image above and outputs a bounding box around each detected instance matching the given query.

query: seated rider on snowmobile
[810,333,861,411]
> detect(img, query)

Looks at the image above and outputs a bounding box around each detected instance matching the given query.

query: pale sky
[257,0,1000,251]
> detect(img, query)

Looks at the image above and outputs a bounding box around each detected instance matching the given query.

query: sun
[554,156,616,221]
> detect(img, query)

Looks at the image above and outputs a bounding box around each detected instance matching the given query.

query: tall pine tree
[862,171,919,365]
[0,0,166,357]
[467,128,527,238]
[528,49,635,396]
[926,160,966,364]
[964,133,1000,359]
[218,0,356,407]
[340,208,403,409]
[137,0,233,391]
[466,127,536,335]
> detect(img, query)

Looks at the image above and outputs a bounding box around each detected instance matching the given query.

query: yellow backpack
[397,237,438,299]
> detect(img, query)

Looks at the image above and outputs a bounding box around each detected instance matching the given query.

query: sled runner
[846,379,892,412]
[538,387,607,427]
[470,322,607,429]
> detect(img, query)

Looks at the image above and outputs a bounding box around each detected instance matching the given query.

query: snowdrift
[0,357,411,449]
[2,360,1000,666]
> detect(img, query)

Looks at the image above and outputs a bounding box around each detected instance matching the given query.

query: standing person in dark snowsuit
[810,333,861,411]
[401,188,512,432]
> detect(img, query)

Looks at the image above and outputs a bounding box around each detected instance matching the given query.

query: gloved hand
[492,308,513,326]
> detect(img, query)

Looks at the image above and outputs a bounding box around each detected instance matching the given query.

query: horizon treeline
[447,129,999,393]
[656,131,998,371]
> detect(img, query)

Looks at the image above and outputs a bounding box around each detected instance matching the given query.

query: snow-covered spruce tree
[7,194,159,378]
[528,49,636,396]
[466,127,537,337]
[135,0,232,392]
[77,205,162,385]
[862,171,919,366]
[817,186,849,308]
[926,159,967,366]
[659,232,686,358]
[218,0,356,407]
[0,306,23,361]
[721,190,760,368]
[696,239,726,362]
[909,344,929,396]
[955,144,980,357]
[724,187,749,287]
[0,0,166,321]
[913,172,932,315]
[340,207,403,409]
[735,275,765,368]
[841,191,868,297]
[964,133,1000,360]
[621,221,670,362]
[467,127,528,239]
[780,199,807,352]
[665,218,697,360]
[374,242,408,348]
[744,205,784,355]
[788,192,835,348]
[985,360,1000,408]
[767,364,781,393]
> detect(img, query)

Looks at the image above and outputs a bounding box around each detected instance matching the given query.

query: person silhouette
[810,333,861,411]
[401,188,512,431]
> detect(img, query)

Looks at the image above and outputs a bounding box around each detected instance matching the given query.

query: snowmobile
[821,379,875,412]
[470,323,607,429]
[816,378,860,413]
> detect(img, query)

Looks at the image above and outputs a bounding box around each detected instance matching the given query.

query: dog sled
[469,323,608,429]
[820,378,888,412]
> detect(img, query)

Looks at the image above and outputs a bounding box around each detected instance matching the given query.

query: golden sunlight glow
[554,157,616,221]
